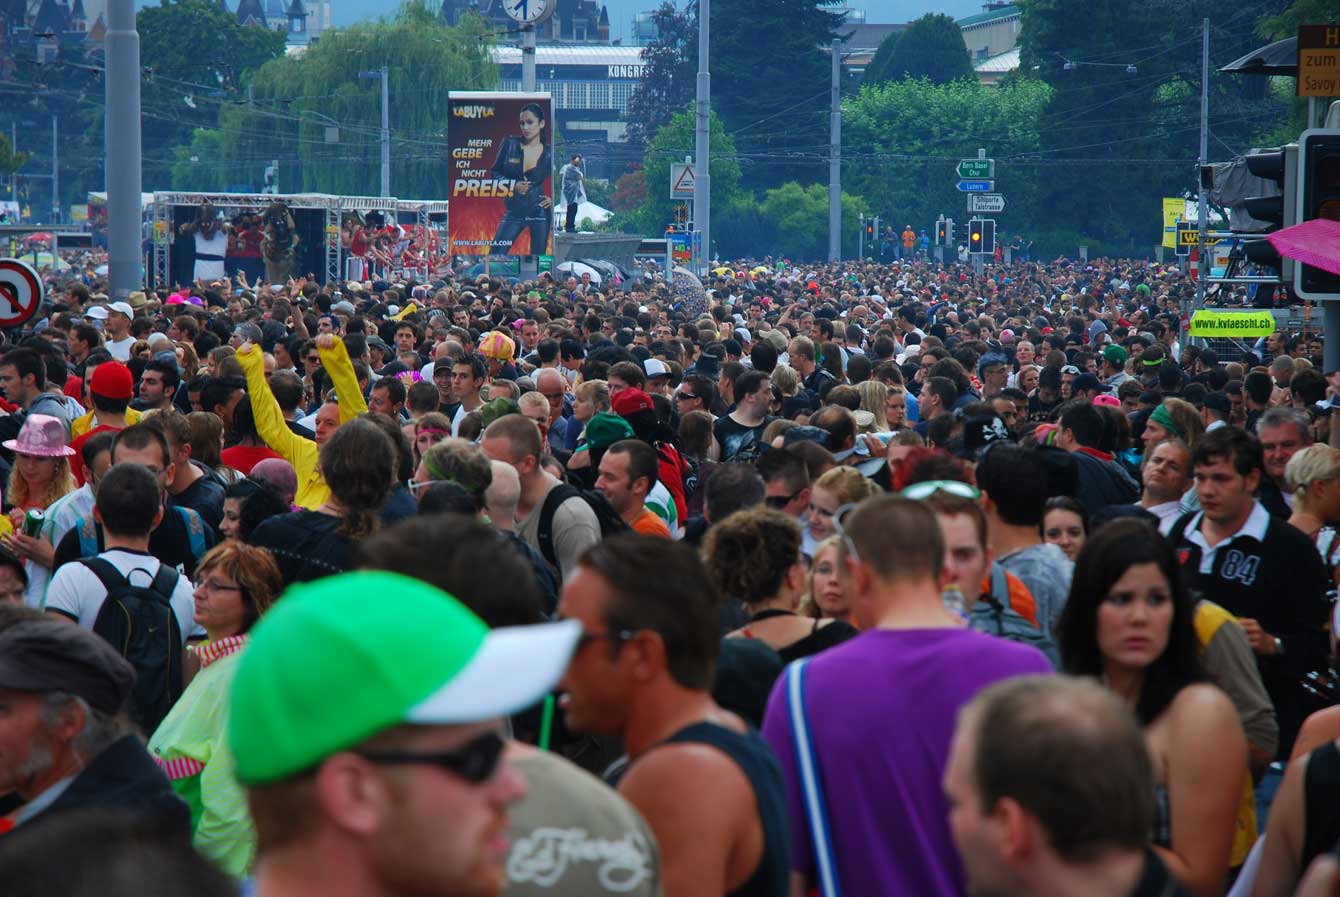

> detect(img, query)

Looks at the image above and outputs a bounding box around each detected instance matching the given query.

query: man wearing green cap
[1100,344,1131,393]
[229,570,580,897]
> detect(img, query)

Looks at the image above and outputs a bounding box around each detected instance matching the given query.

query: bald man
[536,368,579,454]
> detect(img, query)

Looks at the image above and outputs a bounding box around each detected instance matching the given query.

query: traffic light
[969,219,983,252]
[1295,128,1340,300]
[1241,144,1297,281]
[936,219,948,246]
[981,219,996,256]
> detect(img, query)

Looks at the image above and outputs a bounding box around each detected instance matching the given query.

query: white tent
[554,201,612,228]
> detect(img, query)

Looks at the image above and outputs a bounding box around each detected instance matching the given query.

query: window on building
[611,81,634,112]
[589,82,609,108]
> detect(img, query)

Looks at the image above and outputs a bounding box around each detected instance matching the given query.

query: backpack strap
[989,562,1011,610]
[148,563,180,601]
[786,659,843,897]
[79,556,129,594]
[77,514,101,559]
[173,506,208,560]
[1167,511,1198,548]
[537,483,580,569]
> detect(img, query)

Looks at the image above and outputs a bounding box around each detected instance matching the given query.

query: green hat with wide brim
[228,570,579,784]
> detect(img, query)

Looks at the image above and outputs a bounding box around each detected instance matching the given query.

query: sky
[327,0,988,35]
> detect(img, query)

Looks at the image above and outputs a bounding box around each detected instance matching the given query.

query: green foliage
[625,2,697,145]
[139,0,287,184]
[172,5,497,196]
[1258,0,1338,39]
[711,0,845,189]
[0,133,24,177]
[635,108,744,237]
[756,182,867,260]
[866,14,975,86]
[843,77,1051,242]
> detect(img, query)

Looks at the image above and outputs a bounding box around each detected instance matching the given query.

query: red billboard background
[448,92,554,256]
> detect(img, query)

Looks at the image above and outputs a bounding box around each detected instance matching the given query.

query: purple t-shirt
[761,627,1053,897]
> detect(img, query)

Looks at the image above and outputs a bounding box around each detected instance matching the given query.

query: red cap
[90,362,134,400]
[611,388,655,417]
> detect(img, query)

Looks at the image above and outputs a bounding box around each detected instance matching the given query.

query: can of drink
[22,509,44,539]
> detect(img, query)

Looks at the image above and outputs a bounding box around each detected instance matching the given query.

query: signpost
[968,193,1006,213]
[956,180,994,193]
[0,258,43,328]
[1297,25,1340,97]
[956,158,994,180]
[1176,224,1221,249]
[670,162,696,200]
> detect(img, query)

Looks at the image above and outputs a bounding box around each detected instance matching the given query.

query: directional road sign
[0,258,42,328]
[957,180,994,193]
[957,159,994,179]
[968,193,1006,213]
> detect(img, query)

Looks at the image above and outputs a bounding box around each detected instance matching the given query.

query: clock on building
[503,0,555,25]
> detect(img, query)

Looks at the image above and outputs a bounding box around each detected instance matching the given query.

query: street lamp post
[105,0,142,299]
[359,66,390,197]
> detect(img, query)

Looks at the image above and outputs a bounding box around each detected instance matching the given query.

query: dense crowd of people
[0,251,1338,897]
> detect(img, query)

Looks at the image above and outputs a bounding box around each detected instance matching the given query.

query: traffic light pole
[1195,17,1209,313]
[828,39,840,263]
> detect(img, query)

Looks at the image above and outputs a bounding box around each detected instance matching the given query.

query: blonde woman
[858,380,890,432]
[1285,444,1340,588]
[806,465,881,543]
[799,534,853,626]
[770,364,800,401]
[4,414,77,524]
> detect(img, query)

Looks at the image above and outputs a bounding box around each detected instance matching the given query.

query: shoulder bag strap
[786,659,843,897]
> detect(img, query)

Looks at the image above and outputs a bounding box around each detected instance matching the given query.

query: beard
[9,733,55,795]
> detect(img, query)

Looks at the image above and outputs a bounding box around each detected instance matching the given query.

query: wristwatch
[1274,636,1285,656]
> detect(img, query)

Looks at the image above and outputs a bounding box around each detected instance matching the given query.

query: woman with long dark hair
[490,102,553,256]
[1057,518,1247,897]
[249,419,394,585]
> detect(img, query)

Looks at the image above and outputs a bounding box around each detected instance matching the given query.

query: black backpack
[537,483,630,571]
[85,558,184,732]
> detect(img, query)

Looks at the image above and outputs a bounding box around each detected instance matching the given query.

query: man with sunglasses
[559,536,789,897]
[230,570,580,897]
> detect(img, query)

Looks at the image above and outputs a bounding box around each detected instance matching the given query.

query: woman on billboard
[490,102,553,256]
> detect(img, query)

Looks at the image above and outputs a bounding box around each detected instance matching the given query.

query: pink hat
[1093,395,1121,408]
[4,414,74,457]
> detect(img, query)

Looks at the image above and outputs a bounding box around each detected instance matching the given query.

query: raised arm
[319,333,367,424]
[237,341,312,467]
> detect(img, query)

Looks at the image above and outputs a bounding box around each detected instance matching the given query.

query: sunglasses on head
[355,731,505,784]
[900,479,982,501]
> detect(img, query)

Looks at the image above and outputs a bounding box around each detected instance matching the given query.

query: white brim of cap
[406,619,580,725]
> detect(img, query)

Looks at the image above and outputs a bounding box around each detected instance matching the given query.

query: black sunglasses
[765,489,802,509]
[355,731,505,784]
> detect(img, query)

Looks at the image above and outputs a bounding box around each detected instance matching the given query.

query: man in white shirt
[45,462,198,640]
[103,302,137,362]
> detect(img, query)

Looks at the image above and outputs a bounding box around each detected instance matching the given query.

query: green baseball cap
[1102,344,1127,368]
[576,411,635,454]
[228,571,579,785]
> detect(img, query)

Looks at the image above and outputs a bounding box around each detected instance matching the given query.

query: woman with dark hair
[249,419,394,585]
[490,102,553,256]
[1042,495,1088,561]
[704,506,857,663]
[148,542,282,875]
[219,479,289,543]
[1057,518,1246,897]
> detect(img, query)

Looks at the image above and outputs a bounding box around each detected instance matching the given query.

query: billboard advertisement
[448,92,554,257]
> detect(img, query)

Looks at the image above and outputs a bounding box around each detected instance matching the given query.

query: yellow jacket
[71,406,142,439]
[236,340,366,509]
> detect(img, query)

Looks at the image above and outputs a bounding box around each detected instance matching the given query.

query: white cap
[85,306,109,321]
[643,358,670,378]
[109,301,134,318]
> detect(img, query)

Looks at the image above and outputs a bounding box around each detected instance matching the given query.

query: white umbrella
[555,260,603,284]
[95,264,109,276]
[553,201,612,229]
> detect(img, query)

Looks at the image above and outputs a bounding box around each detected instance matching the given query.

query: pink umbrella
[21,232,52,244]
[1268,219,1340,275]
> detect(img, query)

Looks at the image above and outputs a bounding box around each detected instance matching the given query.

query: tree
[711,0,845,190]
[138,0,288,186]
[843,77,1051,246]
[866,14,975,86]
[757,181,866,260]
[173,5,497,197]
[625,2,697,145]
[634,107,744,238]
[0,133,23,178]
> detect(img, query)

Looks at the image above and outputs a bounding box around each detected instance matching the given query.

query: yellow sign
[1177,227,1221,247]
[1162,198,1182,249]
[1188,310,1276,338]
[1298,25,1340,98]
